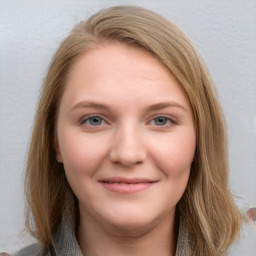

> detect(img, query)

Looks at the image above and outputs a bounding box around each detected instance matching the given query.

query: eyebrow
[69,101,112,112]
[145,102,188,112]
[69,101,188,113]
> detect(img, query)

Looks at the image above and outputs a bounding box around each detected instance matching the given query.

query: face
[55,43,196,233]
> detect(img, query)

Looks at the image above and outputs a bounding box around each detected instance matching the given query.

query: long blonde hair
[25,5,241,255]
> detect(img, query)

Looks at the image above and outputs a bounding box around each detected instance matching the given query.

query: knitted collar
[50,213,192,256]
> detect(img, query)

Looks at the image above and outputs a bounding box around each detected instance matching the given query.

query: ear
[54,138,63,163]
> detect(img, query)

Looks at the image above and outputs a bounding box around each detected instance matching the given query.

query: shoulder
[12,243,45,256]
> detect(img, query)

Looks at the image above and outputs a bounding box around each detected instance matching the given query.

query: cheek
[58,132,107,178]
[149,130,196,177]
[58,133,109,199]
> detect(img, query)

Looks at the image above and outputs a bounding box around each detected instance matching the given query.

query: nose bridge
[109,121,146,166]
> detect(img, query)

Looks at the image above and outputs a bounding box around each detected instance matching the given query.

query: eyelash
[80,115,106,126]
[148,116,177,127]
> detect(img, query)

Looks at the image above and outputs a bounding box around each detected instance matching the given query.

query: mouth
[98,177,158,194]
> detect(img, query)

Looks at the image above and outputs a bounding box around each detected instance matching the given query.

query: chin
[101,210,162,235]
[109,220,155,236]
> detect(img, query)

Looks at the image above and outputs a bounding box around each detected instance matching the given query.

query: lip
[98,177,157,194]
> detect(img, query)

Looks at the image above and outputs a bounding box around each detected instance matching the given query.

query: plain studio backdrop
[0,0,255,255]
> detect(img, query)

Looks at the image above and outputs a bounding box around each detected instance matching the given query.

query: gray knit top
[14,216,193,256]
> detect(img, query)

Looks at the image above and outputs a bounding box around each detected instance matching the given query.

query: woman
[10,5,240,256]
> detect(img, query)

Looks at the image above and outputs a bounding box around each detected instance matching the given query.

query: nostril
[109,130,146,166]
[109,149,146,167]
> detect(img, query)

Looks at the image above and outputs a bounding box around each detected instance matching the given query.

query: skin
[55,43,196,256]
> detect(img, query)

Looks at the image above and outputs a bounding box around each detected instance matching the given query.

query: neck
[77,208,177,256]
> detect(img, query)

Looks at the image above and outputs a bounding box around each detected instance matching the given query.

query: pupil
[156,117,167,125]
[90,117,101,125]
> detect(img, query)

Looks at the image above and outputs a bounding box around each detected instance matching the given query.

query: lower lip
[100,182,155,194]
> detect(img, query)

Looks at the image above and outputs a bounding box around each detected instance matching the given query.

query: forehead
[68,43,172,82]
[61,43,191,111]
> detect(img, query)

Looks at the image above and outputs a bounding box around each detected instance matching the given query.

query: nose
[109,125,147,167]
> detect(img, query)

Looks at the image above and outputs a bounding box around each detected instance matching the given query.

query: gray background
[0,0,255,255]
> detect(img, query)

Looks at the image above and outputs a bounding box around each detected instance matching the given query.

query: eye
[149,116,175,126]
[153,117,168,126]
[81,116,105,126]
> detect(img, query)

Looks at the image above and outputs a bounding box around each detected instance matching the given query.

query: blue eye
[83,116,105,126]
[153,117,168,126]
[149,116,174,126]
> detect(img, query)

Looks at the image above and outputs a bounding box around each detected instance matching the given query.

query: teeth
[103,181,153,184]
[104,181,130,184]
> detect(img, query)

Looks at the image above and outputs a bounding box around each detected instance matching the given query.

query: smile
[99,177,157,194]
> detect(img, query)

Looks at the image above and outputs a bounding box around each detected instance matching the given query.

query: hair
[25,5,241,256]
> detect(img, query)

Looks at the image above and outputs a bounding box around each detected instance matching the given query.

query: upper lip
[99,177,157,184]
